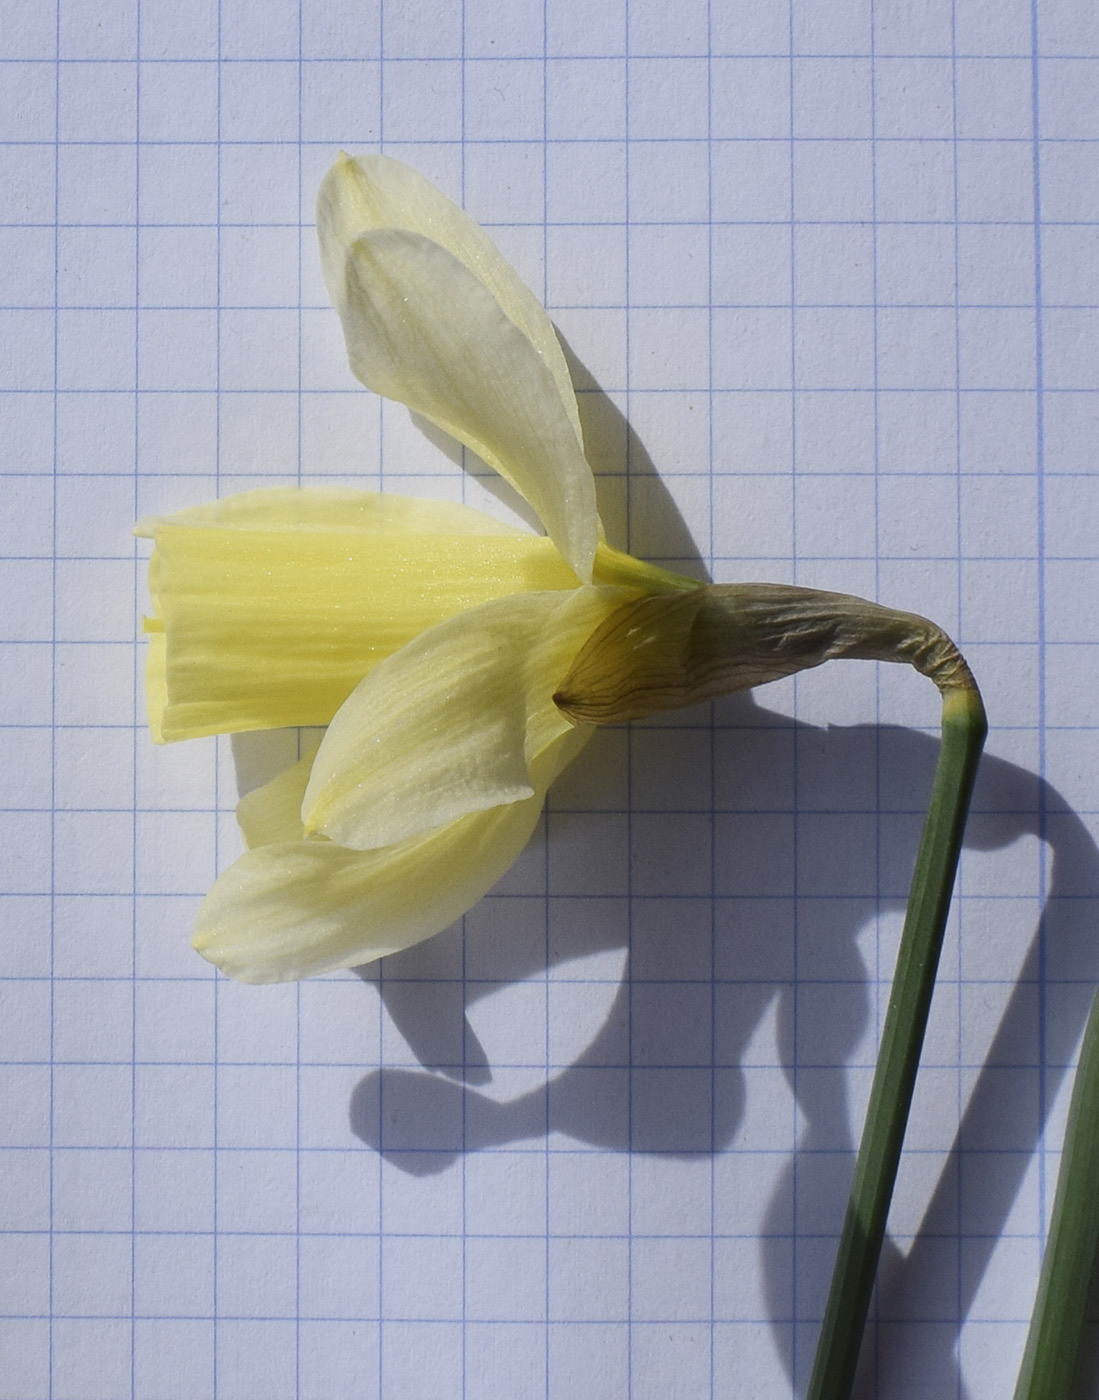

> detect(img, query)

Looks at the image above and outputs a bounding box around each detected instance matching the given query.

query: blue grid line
[376,8,387,1396]
[1029,0,1051,1284]
[128,4,141,1393]
[787,11,802,1386]
[211,2,222,1391]
[951,17,968,1376]
[13,51,1099,62]
[47,9,59,1398]
[623,19,634,1398]
[869,0,885,1371]
[705,4,717,1396]
[293,12,304,1398]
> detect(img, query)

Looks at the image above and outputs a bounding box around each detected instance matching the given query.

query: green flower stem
[1012,981,1099,1400]
[807,681,987,1400]
[555,581,987,1393]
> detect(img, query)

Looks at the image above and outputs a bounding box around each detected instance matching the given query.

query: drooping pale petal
[335,230,598,583]
[302,586,630,851]
[317,153,583,449]
[192,728,591,983]
[317,155,599,582]
[137,486,578,741]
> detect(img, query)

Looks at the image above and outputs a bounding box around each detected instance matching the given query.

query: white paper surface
[2,1,1098,1396]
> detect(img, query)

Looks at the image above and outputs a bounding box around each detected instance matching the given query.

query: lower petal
[192,728,591,983]
[302,585,630,851]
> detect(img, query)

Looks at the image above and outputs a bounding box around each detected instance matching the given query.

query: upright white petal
[193,729,591,983]
[316,155,599,582]
[317,153,583,446]
[302,586,629,851]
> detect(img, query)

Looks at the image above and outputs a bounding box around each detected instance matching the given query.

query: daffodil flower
[138,152,688,981]
[139,151,1005,1400]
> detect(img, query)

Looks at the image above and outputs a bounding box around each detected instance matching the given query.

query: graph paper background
[2,0,1098,1396]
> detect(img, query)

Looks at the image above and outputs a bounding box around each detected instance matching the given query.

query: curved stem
[555,581,988,1395]
[807,682,987,1400]
[1012,982,1099,1400]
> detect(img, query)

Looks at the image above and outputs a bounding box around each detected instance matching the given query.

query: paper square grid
[2,0,1098,1396]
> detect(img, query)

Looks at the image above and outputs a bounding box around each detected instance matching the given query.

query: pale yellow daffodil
[190,586,634,982]
[139,152,689,981]
[136,154,999,1400]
